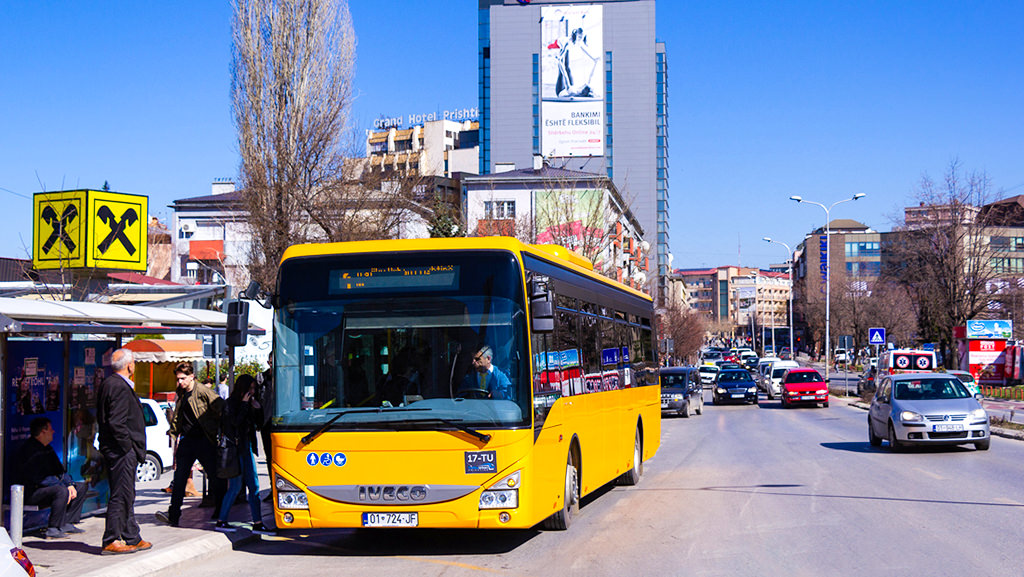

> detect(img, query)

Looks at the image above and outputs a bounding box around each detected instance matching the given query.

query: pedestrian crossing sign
[869,327,886,346]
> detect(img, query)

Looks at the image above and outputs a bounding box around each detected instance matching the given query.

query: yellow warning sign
[33,191,87,269]
[32,190,148,271]
[88,191,148,271]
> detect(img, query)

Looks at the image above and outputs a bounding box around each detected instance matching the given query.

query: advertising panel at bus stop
[954,320,1012,386]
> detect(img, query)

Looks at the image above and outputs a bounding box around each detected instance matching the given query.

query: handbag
[216,433,240,479]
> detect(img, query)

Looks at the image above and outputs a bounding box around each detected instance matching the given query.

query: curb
[78,531,259,577]
[844,399,1024,441]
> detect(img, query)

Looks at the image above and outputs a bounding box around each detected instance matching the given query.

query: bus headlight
[479,470,520,510]
[276,476,309,510]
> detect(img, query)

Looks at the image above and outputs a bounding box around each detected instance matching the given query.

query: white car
[766,360,799,399]
[0,527,34,577]
[834,349,850,364]
[137,398,175,482]
[95,398,174,483]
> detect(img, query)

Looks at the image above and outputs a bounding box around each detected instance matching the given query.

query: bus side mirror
[529,277,553,333]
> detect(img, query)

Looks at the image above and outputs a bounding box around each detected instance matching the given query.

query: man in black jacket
[15,417,88,539]
[96,348,151,555]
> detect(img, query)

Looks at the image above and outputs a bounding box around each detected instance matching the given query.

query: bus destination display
[330,265,459,293]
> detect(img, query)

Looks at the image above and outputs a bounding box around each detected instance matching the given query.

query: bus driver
[460,345,512,400]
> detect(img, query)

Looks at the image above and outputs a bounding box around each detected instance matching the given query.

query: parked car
[0,527,34,577]
[948,370,980,396]
[697,364,720,387]
[868,373,990,451]
[713,369,759,405]
[857,367,878,395]
[660,367,704,418]
[766,360,799,399]
[137,398,175,482]
[780,367,829,408]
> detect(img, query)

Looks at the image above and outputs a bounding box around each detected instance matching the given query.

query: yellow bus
[265,237,660,530]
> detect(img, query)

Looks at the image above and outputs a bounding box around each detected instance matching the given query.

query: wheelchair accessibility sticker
[307,452,347,467]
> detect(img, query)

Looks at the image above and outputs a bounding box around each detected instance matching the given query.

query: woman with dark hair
[215,374,270,534]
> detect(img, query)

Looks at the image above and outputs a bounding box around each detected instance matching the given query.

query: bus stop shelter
[0,296,265,520]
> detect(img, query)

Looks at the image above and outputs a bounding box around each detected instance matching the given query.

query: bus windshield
[273,251,531,430]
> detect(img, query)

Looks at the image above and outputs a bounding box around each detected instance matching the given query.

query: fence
[980,385,1024,400]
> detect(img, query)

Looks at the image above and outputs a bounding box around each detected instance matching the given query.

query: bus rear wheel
[543,453,579,530]
[617,428,643,486]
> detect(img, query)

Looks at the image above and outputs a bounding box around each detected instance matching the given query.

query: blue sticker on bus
[320,452,333,466]
[465,450,497,474]
[306,453,319,466]
[333,453,347,467]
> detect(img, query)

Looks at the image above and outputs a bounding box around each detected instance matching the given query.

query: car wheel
[543,452,579,530]
[695,397,703,415]
[888,422,904,452]
[681,400,690,418]
[975,438,990,451]
[767,389,774,400]
[868,418,882,447]
[822,401,829,408]
[136,453,162,483]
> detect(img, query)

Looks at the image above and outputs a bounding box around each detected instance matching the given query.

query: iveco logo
[358,485,428,502]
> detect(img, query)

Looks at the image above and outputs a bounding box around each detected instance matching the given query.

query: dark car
[857,367,877,395]
[742,355,760,370]
[713,369,759,405]
[660,367,704,418]
[778,347,792,360]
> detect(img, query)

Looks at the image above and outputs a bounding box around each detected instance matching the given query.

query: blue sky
[2,1,1022,270]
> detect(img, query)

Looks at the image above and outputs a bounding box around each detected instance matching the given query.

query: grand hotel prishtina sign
[540,5,604,158]
[33,190,148,272]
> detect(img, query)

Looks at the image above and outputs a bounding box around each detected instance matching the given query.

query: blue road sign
[869,328,886,345]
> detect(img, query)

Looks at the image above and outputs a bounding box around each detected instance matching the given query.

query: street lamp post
[789,193,865,385]
[762,237,794,359]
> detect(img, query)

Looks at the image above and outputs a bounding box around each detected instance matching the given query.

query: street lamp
[789,193,865,384]
[763,237,794,360]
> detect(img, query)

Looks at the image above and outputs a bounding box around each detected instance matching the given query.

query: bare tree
[661,306,707,365]
[232,0,357,288]
[885,159,1001,365]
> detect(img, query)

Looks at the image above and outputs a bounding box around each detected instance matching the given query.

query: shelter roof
[123,339,205,363]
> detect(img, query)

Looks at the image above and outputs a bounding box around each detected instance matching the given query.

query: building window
[845,241,880,257]
[484,200,515,220]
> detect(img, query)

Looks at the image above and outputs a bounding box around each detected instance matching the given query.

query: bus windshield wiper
[299,407,432,446]
[395,418,492,443]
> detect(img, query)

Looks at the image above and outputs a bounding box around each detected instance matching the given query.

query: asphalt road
[154,391,1024,576]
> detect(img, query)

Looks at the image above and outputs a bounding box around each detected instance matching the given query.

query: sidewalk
[20,465,274,577]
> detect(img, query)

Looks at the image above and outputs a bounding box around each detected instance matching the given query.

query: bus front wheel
[544,453,579,530]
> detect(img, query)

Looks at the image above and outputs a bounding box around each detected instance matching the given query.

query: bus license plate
[362,512,418,527]
[933,424,964,432]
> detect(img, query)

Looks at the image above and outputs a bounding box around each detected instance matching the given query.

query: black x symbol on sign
[41,204,78,254]
[97,205,139,255]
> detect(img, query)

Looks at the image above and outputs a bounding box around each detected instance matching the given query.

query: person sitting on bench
[15,417,88,539]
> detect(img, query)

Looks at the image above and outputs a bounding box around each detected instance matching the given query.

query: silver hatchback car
[868,373,990,451]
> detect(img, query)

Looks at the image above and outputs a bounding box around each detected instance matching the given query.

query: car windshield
[771,368,788,379]
[718,371,753,383]
[662,373,689,386]
[786,371,823,383]
[954,373,975,384]
[698,366,718,375]
[703,352,723,360]
[893,378,971,401]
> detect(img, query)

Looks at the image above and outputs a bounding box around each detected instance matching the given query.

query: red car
[780,367,829,408]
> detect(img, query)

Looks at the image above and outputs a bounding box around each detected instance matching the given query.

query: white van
[766,360,799,399]
[756,357,781,391]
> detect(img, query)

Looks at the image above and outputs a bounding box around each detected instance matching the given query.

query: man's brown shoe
[101,540,138,555]
[133,540,153,551]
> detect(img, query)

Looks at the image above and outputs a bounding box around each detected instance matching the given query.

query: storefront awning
[123,339,205,363]
[0,297,267,336]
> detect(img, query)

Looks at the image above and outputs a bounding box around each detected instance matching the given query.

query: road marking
[914,468,945,481]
